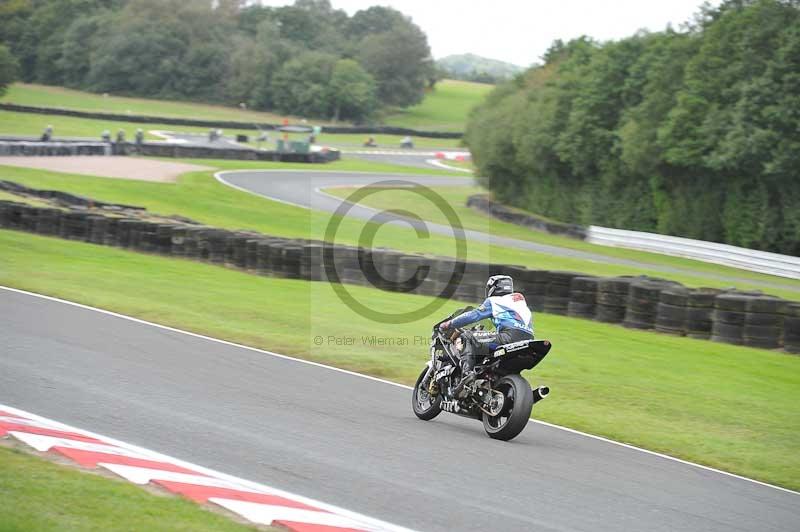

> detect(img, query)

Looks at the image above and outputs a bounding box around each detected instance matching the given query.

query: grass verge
[2,161,799,300]
[1,229,798,490]
[384,80,493,131]
[2,82,314,124]
[0,444,258,531]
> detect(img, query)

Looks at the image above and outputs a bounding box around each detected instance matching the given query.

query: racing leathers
[446,292,534,379]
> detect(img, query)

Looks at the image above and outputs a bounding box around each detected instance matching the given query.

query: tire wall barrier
[0,102,463,139]
[117,142,341,163]
[1,198,798,355]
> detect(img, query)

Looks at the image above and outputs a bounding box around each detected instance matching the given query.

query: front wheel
[482,374,533,441]
[412,366,442,420]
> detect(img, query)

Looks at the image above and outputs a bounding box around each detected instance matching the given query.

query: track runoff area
[2,287,798,532]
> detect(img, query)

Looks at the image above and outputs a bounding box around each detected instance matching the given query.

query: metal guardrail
[587,226,800,280]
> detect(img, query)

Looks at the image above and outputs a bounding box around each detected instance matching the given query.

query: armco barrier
[0,102,462,139]
[587,226,800,280]
[2,195,799,355]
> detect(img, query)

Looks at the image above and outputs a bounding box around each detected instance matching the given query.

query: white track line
[1,285,797,497]
[1,402,413,532]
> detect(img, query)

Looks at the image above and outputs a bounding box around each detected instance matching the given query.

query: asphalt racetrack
[217,164,798,291]
[2,288,798,531]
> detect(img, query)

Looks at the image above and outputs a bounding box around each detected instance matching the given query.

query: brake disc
[485,391,505,416]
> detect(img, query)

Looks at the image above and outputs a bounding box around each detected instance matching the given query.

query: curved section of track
[2,288,798,531]
[217,168,798,291]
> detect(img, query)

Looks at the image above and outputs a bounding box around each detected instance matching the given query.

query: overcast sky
[254,0,720,67]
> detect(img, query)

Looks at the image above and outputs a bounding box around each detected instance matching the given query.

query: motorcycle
[412,306,552,441]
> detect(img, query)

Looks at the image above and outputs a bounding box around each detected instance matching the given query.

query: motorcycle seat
[492,339,551,357]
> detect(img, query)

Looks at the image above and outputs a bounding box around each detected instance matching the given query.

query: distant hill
[437,54,524,83]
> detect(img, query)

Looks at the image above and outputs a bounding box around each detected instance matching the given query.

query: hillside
[437,53,524,82]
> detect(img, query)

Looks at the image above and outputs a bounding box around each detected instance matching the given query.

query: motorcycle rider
[439,275,534,395]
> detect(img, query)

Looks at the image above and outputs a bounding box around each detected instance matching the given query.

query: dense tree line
[466,0,800,254]
[0,0,436,122]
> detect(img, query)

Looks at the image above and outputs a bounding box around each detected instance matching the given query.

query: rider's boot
[453,359,476,398]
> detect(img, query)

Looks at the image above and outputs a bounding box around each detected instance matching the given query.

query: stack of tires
[543,271,578,315]
[226,233,252,268]
[518,270,548,311]
[114,219,135,248]
[86,215,109,245]
[134,222,159,253]
[455,262,490,302]
[784,303,800,354]
[19,204,40,231]
[428,258,462,298]
[655,287,690,335]
[244,239,260,271]
[255,239,279,275]
[0,201,24,229]
[168,225,188,257]
[568,276,599,319]
[596,277,634,323]
[280,244,303,279]
[396,254,429,293]
[624,280,677,330]
[300,242,324,281]
[205,229,230,263]
[0,201,20,228]
[742,297,787,349]
[34,208,62,236]
[370,249,402,291]
[685,289,721,339]
[59,212,90,241]
[711,294,749,345]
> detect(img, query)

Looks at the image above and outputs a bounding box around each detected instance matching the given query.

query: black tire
[570,290,597,304]
[597,292,628,306]
[745,312,783,327]
[660,289,689,306]
[714,310,746,325]
[482,374,534,441]
[412,366,442,421]
[571,276,599,292]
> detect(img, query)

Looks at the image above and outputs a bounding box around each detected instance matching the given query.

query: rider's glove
[439,320,452,331]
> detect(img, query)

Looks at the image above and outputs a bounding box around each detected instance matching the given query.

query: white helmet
[486,275,513,298]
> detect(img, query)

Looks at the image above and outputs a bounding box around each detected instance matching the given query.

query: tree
[271,51,337,118]
[0,45,19,97]
[358,23,433,107]
[347,6,407,40]
[328,59,377,122]
[466,0,800,254]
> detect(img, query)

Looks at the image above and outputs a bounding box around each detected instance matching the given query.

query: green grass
[0,109,258,141]
[0,445,258,531]
[384,79,493,132]
[1,229,798,490]
[3,81,487,134]
[2,82,304,124]
[2,162,799,300]
[0,109,463,149]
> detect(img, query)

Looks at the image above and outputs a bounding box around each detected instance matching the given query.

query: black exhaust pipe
[532,385,550,404]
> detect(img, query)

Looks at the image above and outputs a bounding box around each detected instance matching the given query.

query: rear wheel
[412,366,442,420]
[482,374,533,441]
